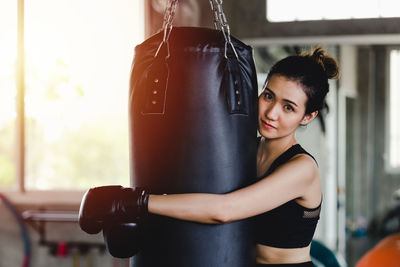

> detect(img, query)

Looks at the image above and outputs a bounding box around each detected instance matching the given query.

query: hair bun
[306,47,340,80]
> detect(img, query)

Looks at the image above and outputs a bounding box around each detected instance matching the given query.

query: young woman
[79,47,339,266]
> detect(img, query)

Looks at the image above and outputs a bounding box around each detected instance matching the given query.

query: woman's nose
[265,103,279,121]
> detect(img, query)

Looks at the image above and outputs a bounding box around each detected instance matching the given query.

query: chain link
[156,0,238,59]
[208,0,238,59]
[162,0,178,42]
[155,0,178,58]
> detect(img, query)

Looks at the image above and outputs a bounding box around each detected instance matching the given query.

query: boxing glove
[78,185,149,234]
[103,221,146,258]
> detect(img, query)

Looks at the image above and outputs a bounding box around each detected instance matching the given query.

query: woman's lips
[261,119,276,130]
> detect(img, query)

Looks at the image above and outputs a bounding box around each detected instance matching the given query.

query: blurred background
[1,0,399,266]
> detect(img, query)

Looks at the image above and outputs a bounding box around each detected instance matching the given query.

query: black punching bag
[129,25,258,267]
[129,3,258,263]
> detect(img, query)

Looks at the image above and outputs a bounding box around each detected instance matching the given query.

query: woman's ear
[300,111,318,126]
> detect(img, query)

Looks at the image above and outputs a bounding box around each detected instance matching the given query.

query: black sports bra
[255,141,321,248]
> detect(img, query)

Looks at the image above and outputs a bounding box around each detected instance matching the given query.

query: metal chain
[209,0,220,31]
[162,0,178,42]
[156,0,238,59]
[209,0,238,59]
[155,0,178,58]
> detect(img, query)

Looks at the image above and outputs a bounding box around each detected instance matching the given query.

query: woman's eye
[284,105,294,112]
[263,92,273,100]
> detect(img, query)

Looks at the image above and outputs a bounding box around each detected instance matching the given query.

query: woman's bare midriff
[256,243,311,264]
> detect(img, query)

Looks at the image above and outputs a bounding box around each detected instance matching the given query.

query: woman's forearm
[148,193,228,224]
[146,156,319,225]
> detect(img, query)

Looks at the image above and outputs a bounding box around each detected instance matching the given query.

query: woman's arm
[149,193,227,224]
[148,154,319,224]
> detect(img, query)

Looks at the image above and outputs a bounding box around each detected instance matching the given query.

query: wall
[344,45,400,266]
[347,46,400,224]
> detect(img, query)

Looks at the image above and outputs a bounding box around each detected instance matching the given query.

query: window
[0,1,17,189]
[266,0,400,22]
[387,49,400,171]
[0,0,144,191]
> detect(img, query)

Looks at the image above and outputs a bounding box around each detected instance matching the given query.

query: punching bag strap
[209,0,247,114]
[146,0,246,115]
[140,0,177,115]
[223,57,249,115]
[140,58,169,115]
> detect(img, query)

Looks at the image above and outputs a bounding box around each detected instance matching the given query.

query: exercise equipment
[105,1,259,266]
[79,186,148,235]
[355,232,400,267]
[0,193,31,267]
[310,239,341,267]
[79,186,148,258]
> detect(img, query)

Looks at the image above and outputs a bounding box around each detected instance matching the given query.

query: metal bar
[16,0,25,192]
[22,210,79,222]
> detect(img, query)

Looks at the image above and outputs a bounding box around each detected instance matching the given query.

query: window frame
[1,190,85,209]
[384,46,400,174]
[266,0,400,23]
[1,0,144,207]
[233,1,400,39]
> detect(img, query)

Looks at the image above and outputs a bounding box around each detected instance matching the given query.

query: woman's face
[258,75,315,140]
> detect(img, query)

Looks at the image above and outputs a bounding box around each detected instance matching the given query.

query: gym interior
[1,0,399,266]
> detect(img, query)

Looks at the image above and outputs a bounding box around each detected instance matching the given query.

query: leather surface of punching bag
[130,27,258,267]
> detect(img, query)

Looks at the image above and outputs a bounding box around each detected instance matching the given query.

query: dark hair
[266,47,339,114]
